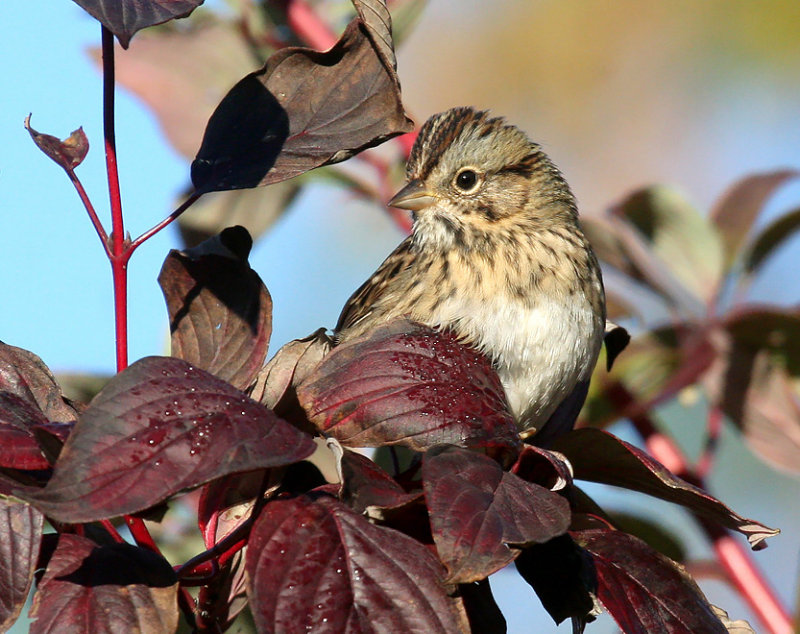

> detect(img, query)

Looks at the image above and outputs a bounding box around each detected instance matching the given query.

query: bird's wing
[335,236,415,335]
[534,379,590,447]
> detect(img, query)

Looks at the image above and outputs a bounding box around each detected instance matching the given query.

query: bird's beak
[388,179,436,211]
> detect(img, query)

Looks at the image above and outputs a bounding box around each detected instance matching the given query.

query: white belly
[429,291,601,429]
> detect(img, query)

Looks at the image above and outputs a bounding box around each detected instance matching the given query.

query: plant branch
[607,382,792,634]
[65,169,111,257]
[128,191,202,253]
[101,26,128,373]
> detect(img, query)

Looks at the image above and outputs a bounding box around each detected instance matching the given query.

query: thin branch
[65,168,111,258]
[128,191,202,253]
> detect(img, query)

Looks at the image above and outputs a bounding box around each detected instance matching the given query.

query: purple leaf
[0,500,44,631]
[246,491,467,633]
[29,535,178,633]
[511,445,573,491]
[710,169,799,266]
[0,394,50,470]
[552,428,778,548]
[0,342,80,424]
[158,226,272,391]
[297,319,521,457]
[21,357,315,523]
[24,116,88,171]
[71,0,204,48]
[340,449,417,514]
[191,18,413,193]
[423,445,570,583]
[575,529,726,634]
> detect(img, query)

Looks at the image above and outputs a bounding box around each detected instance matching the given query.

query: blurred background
[2,0,799,631]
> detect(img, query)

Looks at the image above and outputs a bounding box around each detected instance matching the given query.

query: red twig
[129,191,202,253]
[100,519,125,544]
[100,25,170,569]
[607,383,792,634]
[176,516,253,584]
[286,0,337,50]
[101,27,128,373]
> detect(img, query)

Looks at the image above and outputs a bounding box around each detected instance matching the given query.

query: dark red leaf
[191,18,413,193]
[574,529,726,634]
[710,169,799,266]
[24,116,88,171]
[0,393,50,470]
[246,491,467,633]
[0,500,44,631]
[423,446,570,583]
[249,329,332,411]
[297,319,521,457]
[552,428,778,548]
[0,342,80,424]
[158,226,272,391]
[511,445,573,491]
[21,357,315,523]
[199,471,264,547]
[29,535,178,633]
[340,449,417,514]
[515,534,597,627]
[71,0,204,48]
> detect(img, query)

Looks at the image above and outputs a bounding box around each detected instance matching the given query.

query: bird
[334,107,605,442]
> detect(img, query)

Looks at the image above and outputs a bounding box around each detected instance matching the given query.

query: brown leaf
[24,116,88,172]
[72,0,204,48]
[191,18,414,193]
[158,226,272,390]
[710,169,799,267]
[249,329,333,411]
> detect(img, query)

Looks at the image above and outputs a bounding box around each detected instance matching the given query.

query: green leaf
[615,186,724,305]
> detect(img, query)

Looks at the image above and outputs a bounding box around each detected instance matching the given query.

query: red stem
[608,383,792,634]
[286,0,337,50]
[101,27,128,373]
[100,519,125,544]
[176,516,253,583]
[100,26,170,570]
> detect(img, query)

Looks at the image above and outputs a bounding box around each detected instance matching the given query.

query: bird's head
[391,107,577,251]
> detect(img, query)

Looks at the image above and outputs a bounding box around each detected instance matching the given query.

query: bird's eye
[454,169,479,192]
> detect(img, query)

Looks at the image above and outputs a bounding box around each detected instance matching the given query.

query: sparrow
[335,107,605,441]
